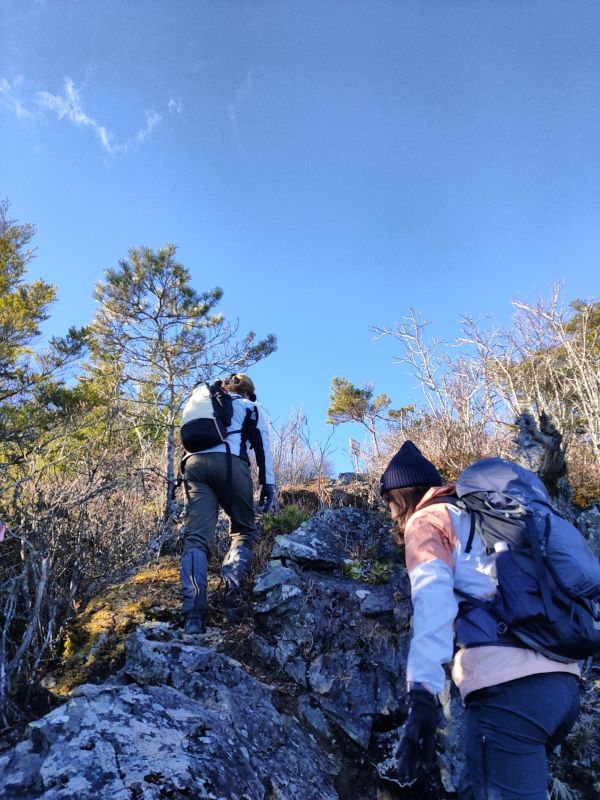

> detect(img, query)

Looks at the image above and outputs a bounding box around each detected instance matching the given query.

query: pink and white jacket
[404,485,580,699]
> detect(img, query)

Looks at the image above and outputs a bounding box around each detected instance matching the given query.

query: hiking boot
[180,548,209,629]
[222,586,247,624]
[183,614,206,635]
[222,543,253,624]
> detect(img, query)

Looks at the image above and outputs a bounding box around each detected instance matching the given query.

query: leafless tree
[268,409,335,491]
[372,288,599,500]
[461,286,600,459]
[0,430,164,730]
[372,309,501,476]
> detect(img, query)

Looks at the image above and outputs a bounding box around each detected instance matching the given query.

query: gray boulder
[0,624,338,800]
[577,503,600,560]
[252,507,465,789]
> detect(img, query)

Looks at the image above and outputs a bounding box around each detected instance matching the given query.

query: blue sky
[1,1,599,473]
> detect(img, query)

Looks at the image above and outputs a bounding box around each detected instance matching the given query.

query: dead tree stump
[513,411,575,520]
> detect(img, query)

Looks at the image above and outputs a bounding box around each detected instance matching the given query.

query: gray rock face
[272,507,394,568]
[0,507,473,799]
[577,503,600,560]
[0,625,338,800]
[252,507,464,789]
[336,473,367,486]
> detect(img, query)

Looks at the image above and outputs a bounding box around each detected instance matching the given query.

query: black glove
[394,689,440,787]
[259,484,277,512]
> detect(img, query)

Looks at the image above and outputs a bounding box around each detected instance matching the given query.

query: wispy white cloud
[0,76,34,119]
[227,67,260,160]
[168,96,182,114]
[36,78,121,154]
[1,75,175,156]
[227,67,257,125]
[136,109,163,143]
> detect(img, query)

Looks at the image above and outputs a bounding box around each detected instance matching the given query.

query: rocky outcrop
[514,412,574,520]
[1,506,598,799]
[0,624,339,800]
[250,507,464,795]
[278,475,372,514]
[252,508,409,749]
[577,503,600,560]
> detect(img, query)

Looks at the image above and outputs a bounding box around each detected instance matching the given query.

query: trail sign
[349,438,361,456]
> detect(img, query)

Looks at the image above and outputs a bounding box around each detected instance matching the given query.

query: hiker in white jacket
[180,373,276,633]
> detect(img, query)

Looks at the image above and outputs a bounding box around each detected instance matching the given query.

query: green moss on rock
[49,557,183,694]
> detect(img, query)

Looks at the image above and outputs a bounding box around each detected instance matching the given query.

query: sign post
[349,438,361,478]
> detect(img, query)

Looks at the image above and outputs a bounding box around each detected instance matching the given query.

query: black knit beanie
[379,441,442,495]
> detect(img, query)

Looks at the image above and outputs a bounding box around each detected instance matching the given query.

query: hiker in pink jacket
[380,441,581,800]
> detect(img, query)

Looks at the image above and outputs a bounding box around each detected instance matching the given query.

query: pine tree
[90,244,276,540]
[327,377,399,456]
[0,200,54,404]
[0,200,86,459]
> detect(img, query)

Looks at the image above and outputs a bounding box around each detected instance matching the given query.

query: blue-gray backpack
[428,458,600,662]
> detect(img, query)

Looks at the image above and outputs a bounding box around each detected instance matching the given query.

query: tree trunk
[367,422,380,457]
[513,411,575,521]
[164,420,177,522]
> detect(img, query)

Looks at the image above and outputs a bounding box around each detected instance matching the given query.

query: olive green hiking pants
[182,452,257,556]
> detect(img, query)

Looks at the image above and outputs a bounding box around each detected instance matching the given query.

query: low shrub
[261,504,310,537]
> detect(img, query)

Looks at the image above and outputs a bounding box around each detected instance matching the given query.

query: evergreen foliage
[261,504,310,537]
[89,244,276,532]
[0,221,276,731]
[0,200,87,465]
[327,376,401,455]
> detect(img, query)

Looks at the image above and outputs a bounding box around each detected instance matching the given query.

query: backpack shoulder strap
[223,399,257,438]
[522,514,556,620]
[243,405,259,426]
[418,494,478,553]
[418,494,460,511]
